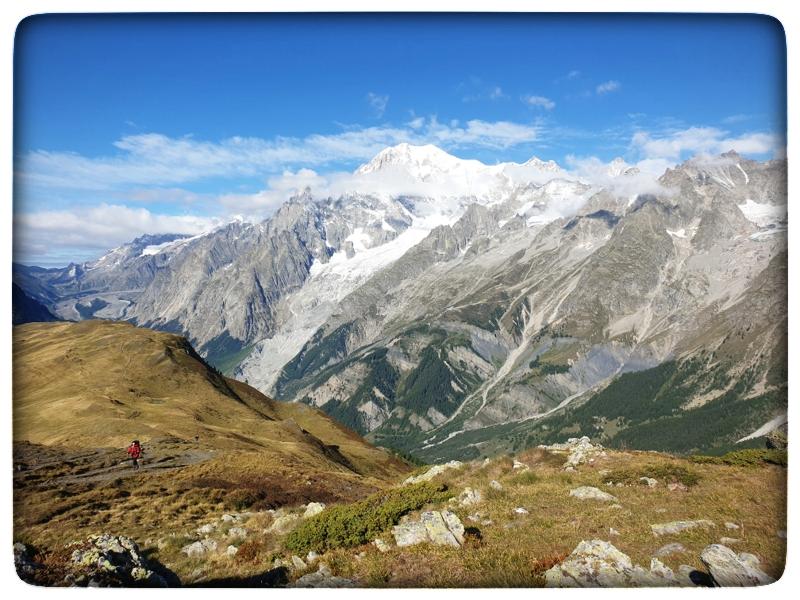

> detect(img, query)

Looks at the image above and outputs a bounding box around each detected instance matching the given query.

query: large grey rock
[392,510,465,547]
[700,544,775,587]
[651,520,715,536]
[544,540,679,587]
[569,486,618,502]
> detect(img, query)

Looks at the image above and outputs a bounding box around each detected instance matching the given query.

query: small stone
[610,504,624,510]
[639,477,658,488]
[402,460,463,485]
[372,538,390,553]
[513,459,529,470]
[724,522,740,530]
[609,528,620,536]
[220,513,240,523]
[655,543,686,558]
[228,526,247,539]
[651,520,715,536]
[777,530,787,539]
[226,545,238,557]
[667,482,688,492]
[306,551,319,562]
[181,538,218,557]
[291,555,307,570]
[514,507,529,515]
[268,513,301,534]
[489,480,503,491]
[719,537,740,545]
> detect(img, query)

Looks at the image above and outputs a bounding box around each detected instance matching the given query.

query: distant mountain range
[14,144,788,461]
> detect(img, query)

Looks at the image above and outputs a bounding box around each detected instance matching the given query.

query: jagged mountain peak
[522,156,561,172]
[355,143,472,178]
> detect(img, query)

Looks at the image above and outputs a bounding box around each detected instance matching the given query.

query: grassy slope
[13,320,411,563]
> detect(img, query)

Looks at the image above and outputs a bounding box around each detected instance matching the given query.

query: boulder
[457,487,483,507]
[639,477,658,488]
[293,564,356,588]
[228,527,248,539]
[220,513,240,523]
[403,461,462,485]
[544,539,678,587]
[569,486,618,502]
[181,538,218,557]
[303,502,326,518]
[651,520,715,536]
[196,523,217,535]
[69,535,166,587]
[700,544,775,586]
[392,510,465,547]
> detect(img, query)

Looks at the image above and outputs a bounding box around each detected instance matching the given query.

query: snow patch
[737,200,787,228]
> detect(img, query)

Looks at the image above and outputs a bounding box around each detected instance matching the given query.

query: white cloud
[596,80,621,95]
[489,86,506,100]
[14,204,220,265]
[366,92,389,118]
[522,95,556,110]
[631,127,782,161]
[19,117,538,193]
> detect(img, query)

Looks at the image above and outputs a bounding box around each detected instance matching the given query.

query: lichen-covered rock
[227,527,248,539]
[457,487,483,507]
[67,535,166,587]
[392,510,465,547]
[651,520,715,536]
[402,461,463,485]
[700,544,775,587]
[569,486,618,502]
[544,540,679,587]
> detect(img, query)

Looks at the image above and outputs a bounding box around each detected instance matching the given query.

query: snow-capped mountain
[14,145,787,461]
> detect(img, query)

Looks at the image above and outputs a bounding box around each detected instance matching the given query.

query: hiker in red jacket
[126,440,144,470]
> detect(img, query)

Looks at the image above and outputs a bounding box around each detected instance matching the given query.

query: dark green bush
[284,482,452,553]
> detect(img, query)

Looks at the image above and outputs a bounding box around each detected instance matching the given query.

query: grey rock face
[700,544,775,587]
[293,564,356,588]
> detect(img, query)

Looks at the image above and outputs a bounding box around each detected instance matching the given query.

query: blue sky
[13,14,787,266]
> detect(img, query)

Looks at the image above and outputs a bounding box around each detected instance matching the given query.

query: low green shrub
[510,471,540,486]
[603,463,701,487]
[284,482,452,553]
[690,448,788,467]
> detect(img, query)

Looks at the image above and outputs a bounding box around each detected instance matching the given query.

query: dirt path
[13,438,216,488]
